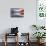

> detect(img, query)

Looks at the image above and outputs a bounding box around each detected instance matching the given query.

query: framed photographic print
[36,0,46,26]
[37,0,46,18]
[11,8,24,17]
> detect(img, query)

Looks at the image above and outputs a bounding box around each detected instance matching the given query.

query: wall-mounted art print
[11,8,24,17]
[37,0,46,18]
[36,0,46,26]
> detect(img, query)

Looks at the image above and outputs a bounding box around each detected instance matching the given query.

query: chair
[4,33,18,46]
[18,33,30,46]
[4,27,19,46]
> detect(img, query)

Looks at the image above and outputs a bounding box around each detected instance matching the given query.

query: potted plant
[32,24,45,30]
[32,25,39,30]
[33,32,46,43]
[40,26,45,29]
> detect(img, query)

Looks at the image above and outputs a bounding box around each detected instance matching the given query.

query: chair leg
[17,34,18,46]
[16,34,18,46]
[4,41,7,46]
[4,33,7,46]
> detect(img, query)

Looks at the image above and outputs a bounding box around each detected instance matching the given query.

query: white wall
[0,0,36,42]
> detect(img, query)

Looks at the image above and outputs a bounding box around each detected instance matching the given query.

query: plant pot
[37,39,40,46]
[40,39,45,43]
[37,39,45,44]
[37,39,40,43]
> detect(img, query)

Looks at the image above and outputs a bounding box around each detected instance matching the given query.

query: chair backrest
[11,27,18,34]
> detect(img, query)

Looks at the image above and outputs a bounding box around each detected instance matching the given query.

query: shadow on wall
[2,28,11,34]
[0,28,11,42]
[29,25,37,42]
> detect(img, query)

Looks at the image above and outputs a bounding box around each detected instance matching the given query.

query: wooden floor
[0,42,46,46]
